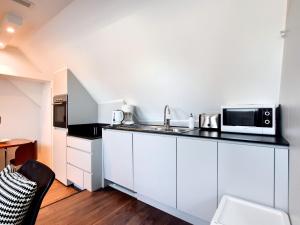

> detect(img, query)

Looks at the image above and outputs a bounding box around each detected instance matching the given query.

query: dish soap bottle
[188,113,195,129]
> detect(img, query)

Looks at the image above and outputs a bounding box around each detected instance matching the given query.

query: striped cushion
[0,165,15,176]
[0,165,37,225]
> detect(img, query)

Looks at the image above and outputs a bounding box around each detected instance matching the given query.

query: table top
[0,139,33,149]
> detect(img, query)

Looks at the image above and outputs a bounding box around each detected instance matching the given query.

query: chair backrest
[14,141,38,166]
[18,160,55,225]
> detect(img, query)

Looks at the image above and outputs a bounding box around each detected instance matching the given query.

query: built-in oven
[53,95,68,128]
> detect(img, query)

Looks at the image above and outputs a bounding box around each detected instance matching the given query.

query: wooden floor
[37,187,190,225]
[41,180,79,208]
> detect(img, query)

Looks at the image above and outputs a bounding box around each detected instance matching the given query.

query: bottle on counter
[188,113,195,129]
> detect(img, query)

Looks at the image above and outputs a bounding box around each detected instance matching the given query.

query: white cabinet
[133,133,177,208]
[101,128,289,224]
[53,68,68,96]
[66,136,102,191]
[67,147,92,172]
[53,128,68,185]
[218,142,275,207]
[103,130,134,190]
[67,164,83,187]
[177,137,217,222]
[275,148,289,212]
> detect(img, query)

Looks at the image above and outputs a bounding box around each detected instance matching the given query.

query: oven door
[222,108,263,127]
[53,102,67,128]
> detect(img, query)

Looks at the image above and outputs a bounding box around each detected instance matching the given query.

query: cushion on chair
[0,165,37,225]
[0,165,15,176]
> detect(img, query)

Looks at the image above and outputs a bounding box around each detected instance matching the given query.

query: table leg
[4,148,7,167]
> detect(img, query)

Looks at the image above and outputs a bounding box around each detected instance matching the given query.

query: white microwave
[221,104,280,135]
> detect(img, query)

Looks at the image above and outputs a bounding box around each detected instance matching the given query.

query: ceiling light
[0,13,23,49]
[0,42,6,49]
[11,0,34,8]
[6,27,15,34]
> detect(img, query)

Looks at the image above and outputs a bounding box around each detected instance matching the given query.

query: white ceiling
[0,0,74,46]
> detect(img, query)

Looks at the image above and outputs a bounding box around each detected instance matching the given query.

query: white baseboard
[137,194,209,225]
[108,183,137,198]
[107,182,209,225]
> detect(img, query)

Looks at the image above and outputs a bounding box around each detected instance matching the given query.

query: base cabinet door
[177,137,218,222]
[133,133,176,208]
[53,128,67,185]
[103,130,133,190]
[218,142,274,207]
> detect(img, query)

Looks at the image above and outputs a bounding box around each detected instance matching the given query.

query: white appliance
[221,104,279,135]
[111,110,124,125]
[211,195,290,225]
[121,104,135,125]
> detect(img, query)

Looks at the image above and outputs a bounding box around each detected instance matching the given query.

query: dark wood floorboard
[37,187,190,225]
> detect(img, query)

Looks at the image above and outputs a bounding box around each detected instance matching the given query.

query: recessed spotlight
[0,42,5,49]
[6,27,15,34]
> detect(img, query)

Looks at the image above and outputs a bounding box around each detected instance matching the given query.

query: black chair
[10,141,38,166]
[18,160,55,225]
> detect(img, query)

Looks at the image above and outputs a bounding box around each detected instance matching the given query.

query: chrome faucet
[164,105,171,129]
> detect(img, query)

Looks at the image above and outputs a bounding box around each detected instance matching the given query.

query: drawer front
[67,147,91,172]
[67,136,92,153]
[67,164,84,188]
[84,172,92,191]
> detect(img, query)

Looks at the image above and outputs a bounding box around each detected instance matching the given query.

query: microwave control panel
[262,108,273,127]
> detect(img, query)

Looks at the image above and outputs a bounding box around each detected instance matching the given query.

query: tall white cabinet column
[52,128,68,185]
[52,68,98,185]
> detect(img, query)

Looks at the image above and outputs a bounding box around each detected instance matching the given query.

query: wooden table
[0,139,33,166]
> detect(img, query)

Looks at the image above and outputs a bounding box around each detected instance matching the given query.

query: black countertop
[104,125,289,147]
[68,123,109,139]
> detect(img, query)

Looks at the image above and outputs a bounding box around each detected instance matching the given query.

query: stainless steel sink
[115,125,195,134]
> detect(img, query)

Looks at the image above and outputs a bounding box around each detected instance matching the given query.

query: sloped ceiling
[0,0,74,46]
[0,46,43,79]
[19,0,287,122]
[5,76,45,106]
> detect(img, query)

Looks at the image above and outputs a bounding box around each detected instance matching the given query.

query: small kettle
[112,110,124,125]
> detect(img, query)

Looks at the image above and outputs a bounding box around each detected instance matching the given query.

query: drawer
[67,147,92,172]
[67,136,92,153]
[67,164,83,188]
[84,172,92,192]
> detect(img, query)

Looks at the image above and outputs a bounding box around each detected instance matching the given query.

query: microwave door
[223,108,260,127]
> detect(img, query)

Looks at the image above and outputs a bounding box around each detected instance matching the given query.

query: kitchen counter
[104,125,289,147]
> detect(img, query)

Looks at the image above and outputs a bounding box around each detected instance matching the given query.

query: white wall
[0,46,52,167]
[0,77,41,168]
[21,0,287,123]
[280,0,300,224]
[39,82,52,167]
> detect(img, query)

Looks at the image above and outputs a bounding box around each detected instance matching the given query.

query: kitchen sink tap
[164,105,171,129]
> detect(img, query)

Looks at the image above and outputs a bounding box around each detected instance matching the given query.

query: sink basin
[115,125,195,134]
[148,126,192,133]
